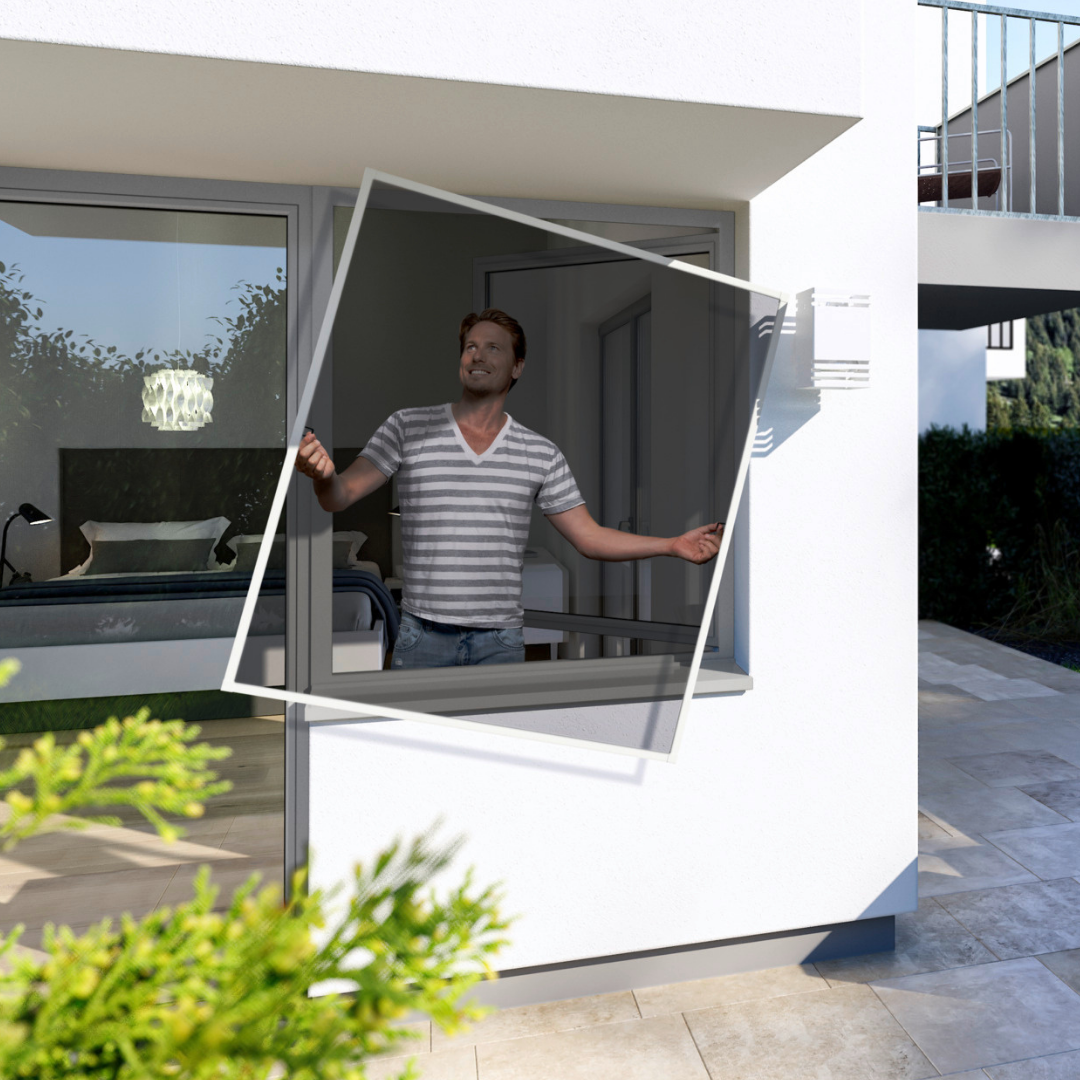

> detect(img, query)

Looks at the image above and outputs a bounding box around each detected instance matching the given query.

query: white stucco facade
[1,1,861,117]
[0,0,920,990]
[298,0,919,976]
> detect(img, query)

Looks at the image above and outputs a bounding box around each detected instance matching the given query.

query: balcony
[918,0,1080,219]
[917,1,1080,328]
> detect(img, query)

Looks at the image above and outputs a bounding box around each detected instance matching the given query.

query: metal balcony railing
[918,0,1080,219]
[918,125,1013,208]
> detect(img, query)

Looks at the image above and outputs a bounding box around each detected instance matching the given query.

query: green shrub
[0,661,509,1079]
[919,426,1080,635]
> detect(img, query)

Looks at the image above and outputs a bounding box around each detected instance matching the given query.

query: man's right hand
[295,431,336,482]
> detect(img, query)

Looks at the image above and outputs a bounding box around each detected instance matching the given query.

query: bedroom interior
[0,200,293,735]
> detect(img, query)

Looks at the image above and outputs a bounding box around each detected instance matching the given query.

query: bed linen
[0,570,399,649]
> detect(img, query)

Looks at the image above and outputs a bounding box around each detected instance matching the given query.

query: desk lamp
[1,503,53,587]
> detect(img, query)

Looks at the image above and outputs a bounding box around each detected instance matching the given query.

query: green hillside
[988,309,1080,430]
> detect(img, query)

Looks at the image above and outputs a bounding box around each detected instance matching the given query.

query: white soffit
[920,211,1080,293]
[222,169,789,763]
[0,39,857,206]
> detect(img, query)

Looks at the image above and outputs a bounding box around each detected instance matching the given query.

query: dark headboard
[59,448,286,574]
[58,447,394,579]
[332,447,393,579]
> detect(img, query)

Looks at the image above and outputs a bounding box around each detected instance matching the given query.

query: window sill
[309,653,750,716]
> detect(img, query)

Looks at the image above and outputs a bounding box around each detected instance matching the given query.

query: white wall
[0,1,861,119]
[305,0,918,976]
[986,318,1027,380]
[919,327,988,432]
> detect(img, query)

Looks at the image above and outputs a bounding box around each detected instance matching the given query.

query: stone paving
[8,628,1080,1077]
[365,621,1080,1079]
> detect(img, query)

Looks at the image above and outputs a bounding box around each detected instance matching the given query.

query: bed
[0,447,399,703]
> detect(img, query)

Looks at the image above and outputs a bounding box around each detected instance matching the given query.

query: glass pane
[293,179,779,736]
[0,203,287,683]
[0,199,289,920]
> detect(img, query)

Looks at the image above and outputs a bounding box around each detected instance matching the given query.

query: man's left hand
[670,523,724,564]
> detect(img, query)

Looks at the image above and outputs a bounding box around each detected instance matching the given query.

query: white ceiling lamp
[141,369,214,431]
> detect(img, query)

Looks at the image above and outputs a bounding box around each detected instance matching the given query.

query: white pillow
[333,530,369,566]
[222,531,368,569]
[72,518,231,575]
[224,533,284,572]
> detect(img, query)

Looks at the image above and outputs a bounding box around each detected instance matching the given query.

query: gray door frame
[0,164,316,891]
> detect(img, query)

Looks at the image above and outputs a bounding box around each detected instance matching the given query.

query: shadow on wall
[311,719,655,786]
[474,858,916,999]
[753,308,820,457]
[801,859,917,966]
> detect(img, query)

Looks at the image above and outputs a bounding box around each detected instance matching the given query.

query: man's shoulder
[507,417,564,457]
[385,404,449,429]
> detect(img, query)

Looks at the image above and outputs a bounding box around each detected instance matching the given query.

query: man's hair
[459,308,527,392]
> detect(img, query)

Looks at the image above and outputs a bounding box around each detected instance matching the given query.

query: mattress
[0,570,386,648]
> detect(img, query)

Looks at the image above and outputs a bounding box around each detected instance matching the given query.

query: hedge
[919,426,1080,633]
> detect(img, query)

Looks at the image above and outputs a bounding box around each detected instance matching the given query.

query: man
[295,308,722,668]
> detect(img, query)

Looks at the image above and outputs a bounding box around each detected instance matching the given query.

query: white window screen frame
[223,169,789,764]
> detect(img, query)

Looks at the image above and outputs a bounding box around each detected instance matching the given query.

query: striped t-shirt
[360,404,584,628]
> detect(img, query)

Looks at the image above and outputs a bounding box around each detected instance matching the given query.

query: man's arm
[295,432,389,512]
[545,504,723,565]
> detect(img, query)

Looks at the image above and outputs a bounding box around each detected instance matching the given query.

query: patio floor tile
[158,853,285,910]
[814,898,995,985]
[367,1047,476,1080]
[918,835,1039,897]
[433,990,639,1051]
[871,957,1080,1074]
[919,812,951,839]
[919,787,1067,835]
[684,982,934,1080]
[984,1050,1080,1078]
[475,1014,708,1080]
[0,864,179,931]
[1003,694,1080,721]
[1000,722,1080,768]
[984,822,1080,879]
[220,812,285,856]
[935,879,1080,959]
[1020,779,1080,822]
[1037,948,1080,994]
[633,964,825,1018]
[948,751,1080,788]
[920,757,991,794]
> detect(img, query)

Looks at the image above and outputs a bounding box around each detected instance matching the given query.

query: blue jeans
[391,611,525,669]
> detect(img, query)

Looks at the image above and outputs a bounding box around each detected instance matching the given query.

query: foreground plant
[0,834,507,1080]
[0,660,509,1078]
[0,710,234,850]
[0,659,232,847]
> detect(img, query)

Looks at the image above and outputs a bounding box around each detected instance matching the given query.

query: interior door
[599,297,651,656]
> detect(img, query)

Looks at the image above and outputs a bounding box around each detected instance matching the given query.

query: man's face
[459,321,524,396]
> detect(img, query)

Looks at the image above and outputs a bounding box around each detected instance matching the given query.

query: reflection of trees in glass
[0,263,287,450]
[989,310,1080,432]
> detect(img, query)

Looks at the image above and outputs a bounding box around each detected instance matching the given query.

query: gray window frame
[304,190,746,716]
[0,164,314,886]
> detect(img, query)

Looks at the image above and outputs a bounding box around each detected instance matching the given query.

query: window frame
[224,171,786,759]
[0,163,313,888]
[987,320,1014,350]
